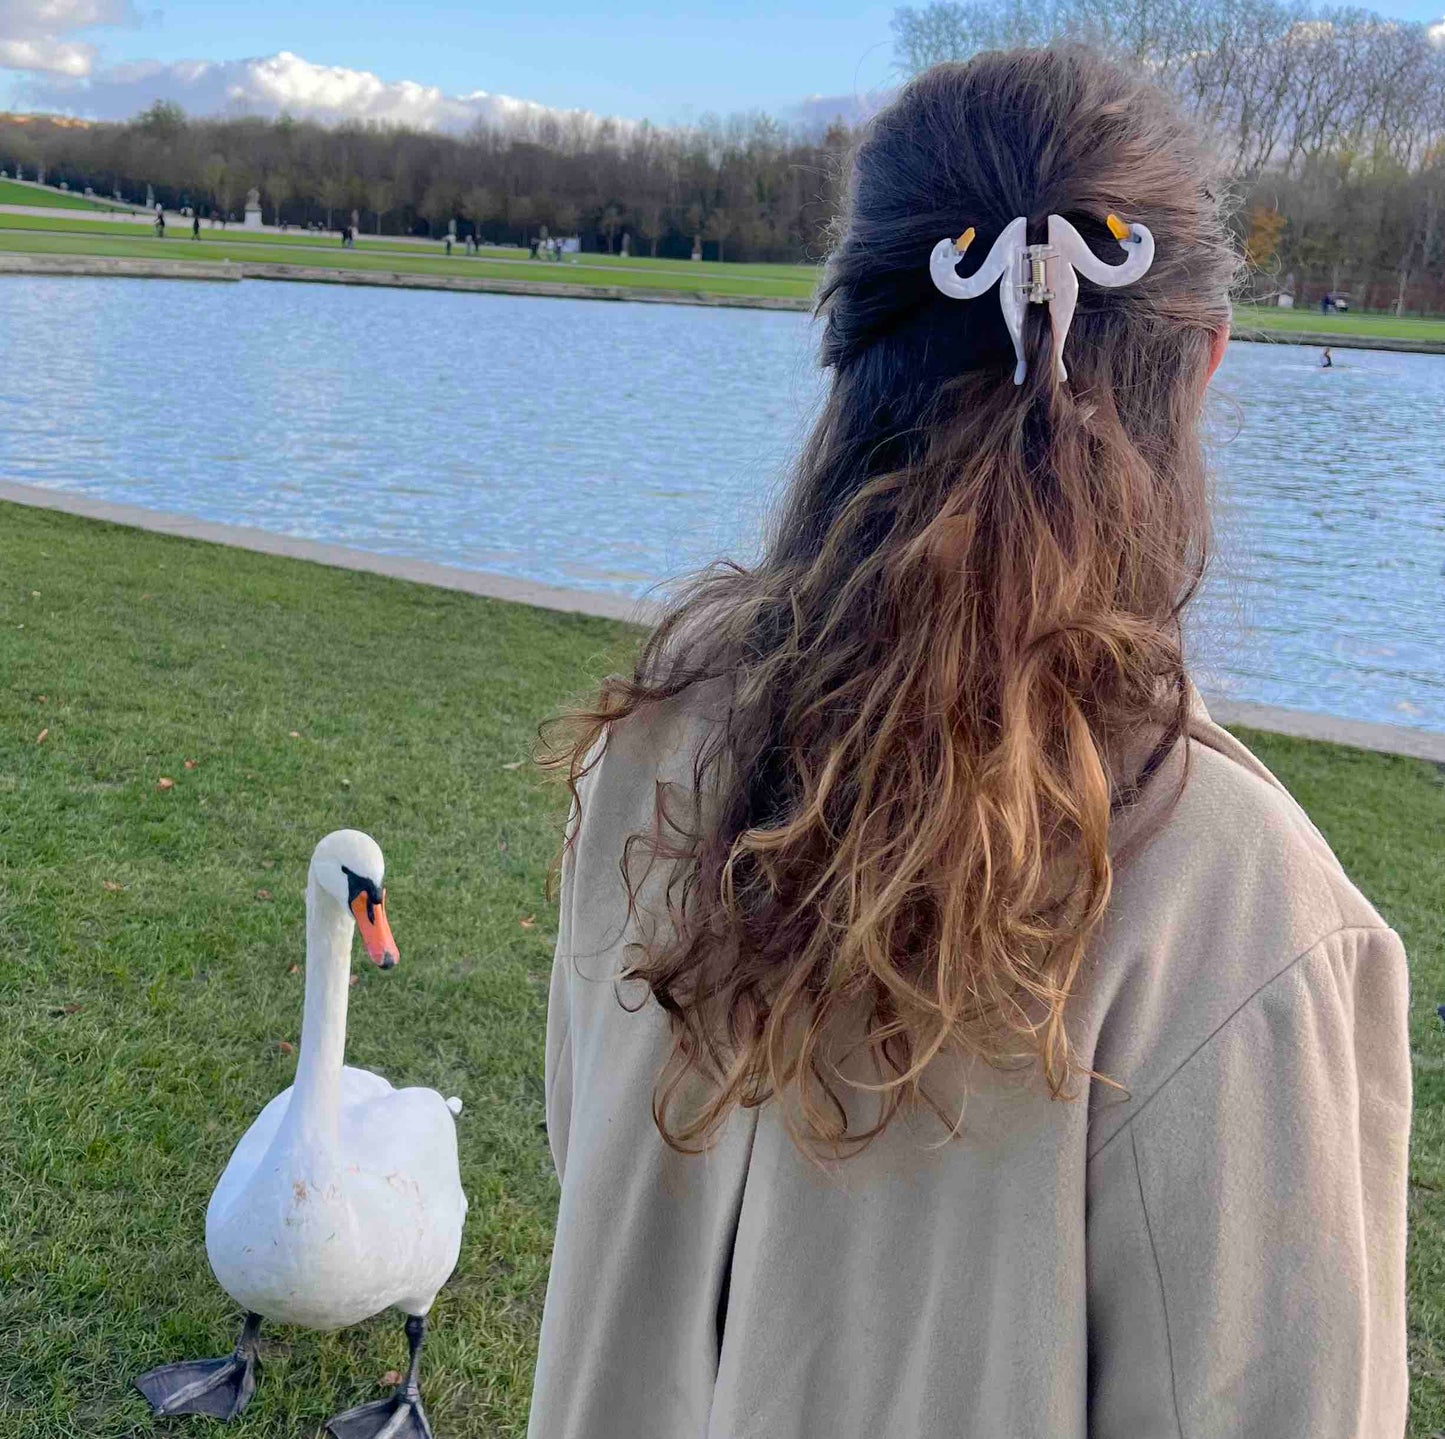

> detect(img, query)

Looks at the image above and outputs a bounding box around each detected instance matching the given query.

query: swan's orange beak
[351,887,398,969]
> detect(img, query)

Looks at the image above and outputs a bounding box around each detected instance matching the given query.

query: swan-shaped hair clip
[929,213,1155,385]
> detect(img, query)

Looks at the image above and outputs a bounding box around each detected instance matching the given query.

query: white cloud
[0,0,135,76]
[17,49,593,132]
[790,89,891,135]
[1428,16,1445,44]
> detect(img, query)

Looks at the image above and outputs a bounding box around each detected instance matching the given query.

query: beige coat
[528,686,1411,1439]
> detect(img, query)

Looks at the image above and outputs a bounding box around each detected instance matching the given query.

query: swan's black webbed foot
[326,1391,434,1439]
[133,1311,262,1421]
[326,1312,435,1439]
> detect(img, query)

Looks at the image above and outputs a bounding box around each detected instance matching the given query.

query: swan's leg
[325,1313,435,1439]
[133,1311,262,1421]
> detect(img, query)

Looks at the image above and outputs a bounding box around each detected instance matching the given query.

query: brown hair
[542,49,1238,1155]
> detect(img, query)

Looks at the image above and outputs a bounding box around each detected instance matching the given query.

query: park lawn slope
[1232,301,1445,344]
[0,210,819,285]
[0,502,1443,1435]
[0,217,819,301]
[0,177,116,210]
[6,209,1445,336]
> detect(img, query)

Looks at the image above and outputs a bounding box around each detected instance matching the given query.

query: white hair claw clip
[929,213,1155,385]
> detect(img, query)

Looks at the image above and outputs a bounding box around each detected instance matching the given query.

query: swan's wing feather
[339,1065,396,1103]
[339,1085,469,1313]
[344,1087,464,1182]
[208,1086,294,1225]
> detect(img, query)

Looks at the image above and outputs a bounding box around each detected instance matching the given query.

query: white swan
[135,830,467,1439]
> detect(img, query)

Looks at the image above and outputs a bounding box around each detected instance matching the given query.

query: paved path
[0,478,650,624]
[2,478,1440,762]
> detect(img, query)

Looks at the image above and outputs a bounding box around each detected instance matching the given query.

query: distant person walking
[192,213,200,241]
[154,203,165,238]
[445,235,453,256]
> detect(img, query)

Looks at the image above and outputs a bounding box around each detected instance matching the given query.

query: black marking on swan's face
[341,865,381,923]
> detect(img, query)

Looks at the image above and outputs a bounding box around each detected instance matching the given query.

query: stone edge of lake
[4,252,1443,351]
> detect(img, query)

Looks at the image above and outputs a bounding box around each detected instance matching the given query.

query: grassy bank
[0,178,116,211]
[4,203,1445,339]
[1232,301,1445,344]
[0,209,818,283]
[0,503,1443,1435]
[0,214,819,303]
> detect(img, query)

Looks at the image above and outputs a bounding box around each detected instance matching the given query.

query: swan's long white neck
[288,871,354,1156]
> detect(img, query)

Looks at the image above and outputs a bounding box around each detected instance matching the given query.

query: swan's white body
[204,832,467,1332]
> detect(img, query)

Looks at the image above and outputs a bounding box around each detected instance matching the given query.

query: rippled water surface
[1,277,1441,732]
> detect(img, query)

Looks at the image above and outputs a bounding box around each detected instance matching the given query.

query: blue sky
[107,3,900,118]
[0,2,902,125]
[1,0,1441,128]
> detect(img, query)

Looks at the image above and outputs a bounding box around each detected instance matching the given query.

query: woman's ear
[1205,326,1230,384]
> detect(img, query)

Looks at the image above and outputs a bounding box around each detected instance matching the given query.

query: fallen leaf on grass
[102,880,124,893]
[501,760,526,771]
[50,1002,82,1017]
[261,858,276,869]
[288,730,301,739]
[519,915,536,930]
[35,728,47,744]
[256,888,273,901]
[497,838,508,852]
[380,1371,402,1388]
[183,758,199,770]
[276,1040,295,1055]
[156,776,175,791]
[287,964,300,975]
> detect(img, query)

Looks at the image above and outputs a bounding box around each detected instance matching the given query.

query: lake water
[0,276,1441,733]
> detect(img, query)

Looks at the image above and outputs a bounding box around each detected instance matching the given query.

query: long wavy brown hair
[541,49,1238,1156]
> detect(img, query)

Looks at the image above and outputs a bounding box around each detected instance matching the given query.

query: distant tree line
[0,101,851,264]
[895,0,1445,312]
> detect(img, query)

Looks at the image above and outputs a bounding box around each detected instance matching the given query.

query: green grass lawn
[0,502,1442,1436]
[0,209,819,285]
[1232,301,1445,344]
[0,213,819,302]
[6,205,1445,333]
[0,178,117,211]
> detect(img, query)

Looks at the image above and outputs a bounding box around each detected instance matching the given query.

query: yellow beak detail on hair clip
[955,226,976,253]
[1105,213,1131,241]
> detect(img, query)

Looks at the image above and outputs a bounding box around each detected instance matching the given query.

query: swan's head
[309,829,398,969]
